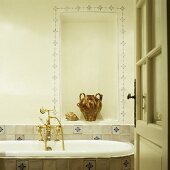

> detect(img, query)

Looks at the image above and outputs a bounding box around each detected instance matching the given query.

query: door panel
[139,136,162,170]
[135,0,168,169]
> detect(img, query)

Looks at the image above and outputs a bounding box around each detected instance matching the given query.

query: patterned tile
[122,157,131,170]
[0,125,5,135]
[92,135,102,140]
[112,126,120,134]
[83,160,96,170]
[17,160,28,170]
[73,125,83,134]
[15,135,25,140]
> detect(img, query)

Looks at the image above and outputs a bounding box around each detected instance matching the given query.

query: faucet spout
[50,116,65,150]
[38,107,65,151]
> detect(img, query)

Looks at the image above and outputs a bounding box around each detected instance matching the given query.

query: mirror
[59,12,119,122]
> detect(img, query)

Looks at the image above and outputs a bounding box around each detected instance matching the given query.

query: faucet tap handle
[40,107,47,114]
[37,125,44,141]
[54,125,61,141]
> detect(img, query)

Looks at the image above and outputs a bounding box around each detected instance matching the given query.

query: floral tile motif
[15,135,25,140]
[112,126,120,134]
[73,125,83,134]
[0,125,5,135]
[17,160,28,170]
[122,157,131,170]
[53,5,131,124]
[84,160,96,170]
[92,135,102,140]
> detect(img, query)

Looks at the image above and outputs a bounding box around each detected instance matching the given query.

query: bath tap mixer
[37,107,65,151]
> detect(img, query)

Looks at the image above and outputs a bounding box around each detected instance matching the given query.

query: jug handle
[79,93,85,101]
[95,93,103,101]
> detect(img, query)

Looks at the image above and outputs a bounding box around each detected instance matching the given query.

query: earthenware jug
[77,93,103,121]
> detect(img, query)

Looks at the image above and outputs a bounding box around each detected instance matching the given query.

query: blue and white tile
[0,125,5,135]
[92,135,102,140]
[122,157,131,170]
[112,125,120,134]
[15,135,25,140]
[73,125,83,134]
[17,160,28,170]
[83,160,96,170]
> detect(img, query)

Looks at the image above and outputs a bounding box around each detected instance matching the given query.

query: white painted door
[134,0,168,170]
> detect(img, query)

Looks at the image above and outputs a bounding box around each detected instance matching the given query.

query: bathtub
[0,140,134,158]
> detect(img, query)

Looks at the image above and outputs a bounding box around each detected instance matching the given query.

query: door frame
[167,1,170,169]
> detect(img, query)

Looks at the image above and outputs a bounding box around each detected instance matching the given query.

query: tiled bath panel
[0,125,134,143]
[0,156,134,170]
[0,125,134,169]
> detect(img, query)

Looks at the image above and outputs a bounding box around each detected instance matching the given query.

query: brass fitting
[37,107,65,151]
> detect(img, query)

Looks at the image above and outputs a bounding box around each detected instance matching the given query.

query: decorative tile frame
[0,125,134,143]
[1,157,134,170]
[52,5,127,123]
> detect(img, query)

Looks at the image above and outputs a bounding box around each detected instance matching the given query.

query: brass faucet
[37,107,65,151]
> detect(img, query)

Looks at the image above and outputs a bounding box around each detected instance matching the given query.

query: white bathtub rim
[0,140,134,158]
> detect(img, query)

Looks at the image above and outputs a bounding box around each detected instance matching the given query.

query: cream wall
[0,0,134,125]
[61,13,119,121]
